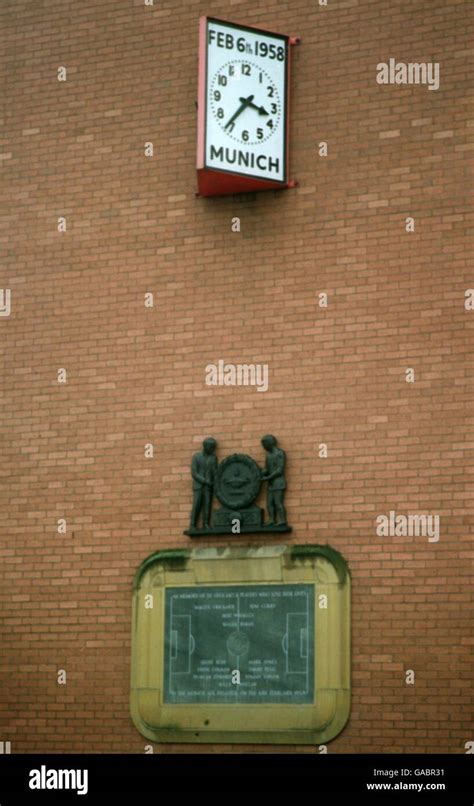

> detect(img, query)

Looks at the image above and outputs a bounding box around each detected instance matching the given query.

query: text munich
[209,145,280,174]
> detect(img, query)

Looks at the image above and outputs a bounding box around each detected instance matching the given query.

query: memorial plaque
[131,545,351,745]
[164,584,314,704]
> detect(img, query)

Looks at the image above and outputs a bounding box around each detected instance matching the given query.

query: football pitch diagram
[163,584,315,704]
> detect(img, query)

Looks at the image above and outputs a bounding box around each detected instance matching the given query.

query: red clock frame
[196,17,300,197]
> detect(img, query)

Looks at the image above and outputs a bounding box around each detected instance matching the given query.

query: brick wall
[1,0,472,753]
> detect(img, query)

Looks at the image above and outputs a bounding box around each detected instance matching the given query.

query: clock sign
[197,17,300,197]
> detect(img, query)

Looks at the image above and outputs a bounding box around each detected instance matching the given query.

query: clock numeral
[267,85,275,98]
[229,65,235,76]
[217,108,224,119]
[241,63,251,76]
[271,103,277,114]
[242,129,249,142]
[226,122,235,133]
[266,119,273,129]
[257,128,264,140]
[259,72,263,84]
[214,90,221,101]
[218,75,227,86]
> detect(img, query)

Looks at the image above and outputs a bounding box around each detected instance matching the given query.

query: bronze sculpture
[185,436,291,537]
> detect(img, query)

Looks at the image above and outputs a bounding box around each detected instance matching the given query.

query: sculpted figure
[260,435,287,526]
[190,438,218,530]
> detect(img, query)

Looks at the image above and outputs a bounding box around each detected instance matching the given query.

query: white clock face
[210,61,282,146]
[204,19,288,183]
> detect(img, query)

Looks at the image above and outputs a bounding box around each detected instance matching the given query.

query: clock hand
[239,97,269,116]
[224,94,254,130]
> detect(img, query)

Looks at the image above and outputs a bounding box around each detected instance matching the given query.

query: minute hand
[224,95,254,130]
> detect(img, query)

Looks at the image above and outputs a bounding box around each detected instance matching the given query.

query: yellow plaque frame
[130,544,350,745]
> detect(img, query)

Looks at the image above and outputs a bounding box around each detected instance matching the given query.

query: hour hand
[224,95,254,130]
[239,97,269,116]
